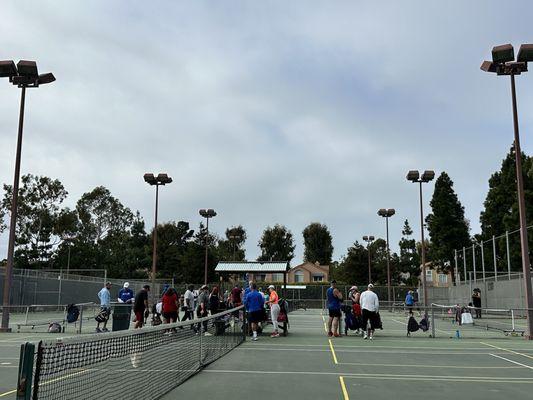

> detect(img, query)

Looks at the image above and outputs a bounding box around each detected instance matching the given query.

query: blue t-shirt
[405,294,414,306]
[327,287,341,310]
[244,290,264,312]
[118,288,134,303]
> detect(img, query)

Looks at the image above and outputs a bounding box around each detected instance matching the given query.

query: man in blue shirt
[244,283,264,341]
[96,282,112,333]
[405,290,414,314]
[117,282,134,303]
[326,280,342,337]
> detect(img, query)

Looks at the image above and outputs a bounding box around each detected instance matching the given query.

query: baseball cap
[268,285,275,289]
[368,283,374,289]
[124,282,130,288]
[350,286,358,291]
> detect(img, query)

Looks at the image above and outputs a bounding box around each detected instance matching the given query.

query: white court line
[202,369,533,383]
[481,342,533,361]
[240,343,533,351]
[236,347,509,355]
[490,353,533,370]
[338,361,521,369]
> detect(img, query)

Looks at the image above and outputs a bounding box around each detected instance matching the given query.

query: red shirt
[162,293,178,313]
[231,287,242,304]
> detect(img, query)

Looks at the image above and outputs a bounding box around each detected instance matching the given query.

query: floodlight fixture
[37,73,56,85]
[144,173,156,185]
[492,44,514,64]
[421,170,435,182]
[517,44,533,63]
[0,60,17,78]
[406,170,420,182]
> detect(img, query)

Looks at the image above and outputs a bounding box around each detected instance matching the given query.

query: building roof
[215,261,290,273]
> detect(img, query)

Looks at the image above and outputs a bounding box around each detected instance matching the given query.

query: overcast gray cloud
[2,1,533,264]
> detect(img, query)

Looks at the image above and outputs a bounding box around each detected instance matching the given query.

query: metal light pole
[199,209,217,285]
[407,170,435,307]
[229,234,242,261]
[144,173,172,303]
[481,43,533,339]
[378,208,395,302]
[362,235,375,284]
[0,60,55,332]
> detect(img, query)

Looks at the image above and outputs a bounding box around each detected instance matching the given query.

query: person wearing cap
[118,282,134,304]
[267,285,280,338]
[326,280,343,337]
[196,285,210,334]
[360,283,379,340]
[349,285,360,305]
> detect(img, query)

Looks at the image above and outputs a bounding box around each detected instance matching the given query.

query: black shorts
[248,310,264,323]
[362,309,379,330]
[162,311,178,321]
[328,308,341,318]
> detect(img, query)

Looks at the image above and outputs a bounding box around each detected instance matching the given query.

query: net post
[506,231,511,279]
[16,342,34,400]
[199,317,203,367]
[511,309,515,332]
[493,236,498,282]
[430,305,435,339]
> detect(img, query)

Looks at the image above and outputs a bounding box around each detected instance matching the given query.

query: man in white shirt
[359,283,379,340]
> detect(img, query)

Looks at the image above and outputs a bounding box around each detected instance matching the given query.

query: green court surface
[0,309,532,399]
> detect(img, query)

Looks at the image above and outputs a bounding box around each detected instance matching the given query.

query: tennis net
[431,303,526,336]
[24,305,245,399]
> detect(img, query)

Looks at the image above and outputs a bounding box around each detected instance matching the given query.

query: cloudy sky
[1,1,533,264]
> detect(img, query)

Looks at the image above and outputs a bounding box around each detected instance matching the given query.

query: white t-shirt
[360,290,379,312]
[184,290,195,309]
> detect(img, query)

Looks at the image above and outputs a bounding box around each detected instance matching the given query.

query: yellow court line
[0,389,16,398]
[328,339,338,364]
[481,342,533,360]
[339,376,349,400]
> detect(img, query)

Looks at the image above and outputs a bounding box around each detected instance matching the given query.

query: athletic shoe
[95,328,102,333]
[252,336,258,341]
[333,333,340,337]
[369,335,373,340]
[204,332,212,336]
[327,331,333,337]
[363,333,368,340]
[102,328,109,332]
[271,332,280,338]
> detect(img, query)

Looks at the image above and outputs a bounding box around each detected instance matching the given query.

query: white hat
[350,286,358,291]
[124,282,130,288]
[268,285,275,289]
[368,283,374,289]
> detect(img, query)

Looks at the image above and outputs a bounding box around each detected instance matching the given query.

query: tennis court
[1,307,532,399]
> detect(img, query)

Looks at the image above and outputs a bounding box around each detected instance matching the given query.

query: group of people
[95,281,232,333]
[95,280,282,338]
[326,280,380,340]
[230,281,282,340]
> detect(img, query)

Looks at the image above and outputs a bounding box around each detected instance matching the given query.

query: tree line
[0,144,530,283]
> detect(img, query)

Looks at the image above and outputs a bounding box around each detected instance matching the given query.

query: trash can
[112,304,132,331]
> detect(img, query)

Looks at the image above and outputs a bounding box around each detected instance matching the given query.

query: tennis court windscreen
[30,306,245,399]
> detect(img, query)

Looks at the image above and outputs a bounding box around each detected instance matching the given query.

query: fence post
[493,235,497,281]
[506,231,511,279]
[480,240,486,282]
[16,343,34,400]
[78,304,84,334]
[430,305,436,338]
[454,250,459,286]
[472,245,477,284]
[463,247,466,287]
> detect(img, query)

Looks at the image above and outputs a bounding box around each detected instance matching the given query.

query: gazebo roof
[215,261,290,273]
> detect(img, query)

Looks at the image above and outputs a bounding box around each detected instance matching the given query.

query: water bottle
[455,329,461,339]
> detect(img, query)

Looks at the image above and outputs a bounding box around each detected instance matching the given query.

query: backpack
[95,308,110,323]
[407,316,420,333]
[66,304,80,323]
[48,322,62,333]
[419,315,430,332]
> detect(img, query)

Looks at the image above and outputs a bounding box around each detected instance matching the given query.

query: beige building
[287,262,329,283]
[424,268,452,288]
